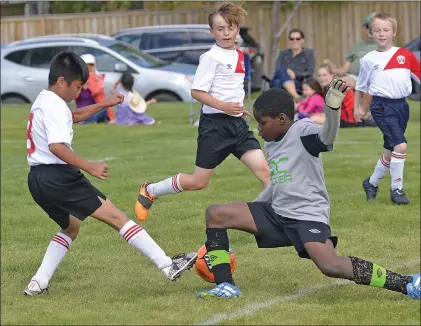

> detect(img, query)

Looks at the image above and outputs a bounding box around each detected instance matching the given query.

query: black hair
[303,77,325,98]
[288,28,305,39]
[48,51,89,86]
[120,71,134,92]
[253,88,295,121]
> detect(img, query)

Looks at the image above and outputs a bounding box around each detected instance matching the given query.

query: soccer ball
[194,244,237,283]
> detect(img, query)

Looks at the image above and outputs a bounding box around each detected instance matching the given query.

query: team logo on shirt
[396,55,405,64]
[268,157,292,184]
[226,64,232,69]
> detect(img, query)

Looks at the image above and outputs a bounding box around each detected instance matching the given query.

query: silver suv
[1,34,197,104]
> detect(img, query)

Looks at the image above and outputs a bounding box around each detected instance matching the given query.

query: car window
[70,46,122,73]
[115,35,142,50]
[190,31,214,45]
[27,46,68,68]
[142,32,191,50]
[107,43,166,68]
[180,49,208,65]
[4,49,29,65]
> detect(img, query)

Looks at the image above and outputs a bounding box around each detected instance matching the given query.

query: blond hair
[208,2,247,28]
[369,12,398,32]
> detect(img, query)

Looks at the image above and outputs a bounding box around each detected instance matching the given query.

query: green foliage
[49,1,143,14]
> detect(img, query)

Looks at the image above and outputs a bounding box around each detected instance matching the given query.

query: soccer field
[1,101,420,325]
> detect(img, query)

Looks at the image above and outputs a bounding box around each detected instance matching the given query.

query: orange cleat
[134,182,156,221]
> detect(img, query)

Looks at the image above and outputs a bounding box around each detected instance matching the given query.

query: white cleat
[24,280,48,296]
[162,252,198,281]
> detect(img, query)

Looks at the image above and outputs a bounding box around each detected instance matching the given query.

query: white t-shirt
[356,47,420,99]
[191,44,246,117]
[27,90,74,166]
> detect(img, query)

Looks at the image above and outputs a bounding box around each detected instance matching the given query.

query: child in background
[111,72,156,126]
[296,77,325,120]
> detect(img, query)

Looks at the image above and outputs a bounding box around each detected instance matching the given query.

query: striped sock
[369,155,390,186]
[390,152,406,190]
[120,220,172,270]
[146,174,183,197]
[33,232,72,289]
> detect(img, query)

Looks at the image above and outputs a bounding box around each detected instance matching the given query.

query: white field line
[197,258,420,325]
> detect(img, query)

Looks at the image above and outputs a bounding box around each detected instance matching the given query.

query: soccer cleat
[24,280,48,296]
[362,178,378,200]
[134,182,156,221]
[406,273,420,300]
[162,252,197,281]
[196,282,242,300]
[390,188,410,205]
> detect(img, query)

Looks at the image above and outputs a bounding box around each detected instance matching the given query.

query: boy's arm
[72,93,123,123]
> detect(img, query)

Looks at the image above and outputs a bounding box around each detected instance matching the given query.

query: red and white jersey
[27,90,74,166]
[356,47,420,99]
[191,44,245,116]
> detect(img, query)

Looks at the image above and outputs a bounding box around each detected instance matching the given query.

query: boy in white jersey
[24,52,196,296]
[354,13,420,204]
[134,2,270,221]
[195,79,420,301]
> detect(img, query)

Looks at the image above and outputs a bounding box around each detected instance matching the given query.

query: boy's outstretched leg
[363,149,391,200]
[196,203,258,300]
[304,241,419,300]
[24,215,80,296]
[389,143,410,205]
[92,198,197,281]
[135,167,214,221]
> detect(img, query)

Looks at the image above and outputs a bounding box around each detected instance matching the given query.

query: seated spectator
[312,63,376,127]
[112,72,156,126]
[75,82,108,124]
[81,54,116,124]
[295,77,325,120]
[270,28,315,100]
[322,13,377,89]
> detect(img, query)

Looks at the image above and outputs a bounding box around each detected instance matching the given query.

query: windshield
[107,43,167,68]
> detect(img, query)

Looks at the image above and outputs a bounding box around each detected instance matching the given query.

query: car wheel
[152,93,181,102]
[1,95,29,105]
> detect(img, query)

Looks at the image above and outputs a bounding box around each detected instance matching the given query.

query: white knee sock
[390,152,406,190]
[369,155,390,186]
[120,220,172,270]
[33,232,72,289]
[146,174,183,197]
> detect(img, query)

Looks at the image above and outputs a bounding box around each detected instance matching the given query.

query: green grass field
[1,101,420,325]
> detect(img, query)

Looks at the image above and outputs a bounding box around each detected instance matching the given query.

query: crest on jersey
[241,60,245,71]
[396,55,405,64]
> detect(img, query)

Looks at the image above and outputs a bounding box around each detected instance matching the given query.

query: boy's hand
[104,93,124,107]
[325,78,350,110]
[354,107,369,123]
[222,102,248,116]
[87,162,109,180]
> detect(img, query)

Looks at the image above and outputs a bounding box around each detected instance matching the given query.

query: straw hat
[128,90,146,113]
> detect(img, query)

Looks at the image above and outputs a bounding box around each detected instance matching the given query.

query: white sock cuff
[119,220,144,243]
[172,174,183,193]
[391,152,406,163]
[380,155,390,167]
[52,232,72,250]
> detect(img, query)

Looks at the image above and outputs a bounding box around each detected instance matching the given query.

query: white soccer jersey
[191,44,246,116]
[27,90,74,166]
[356,47,421,99]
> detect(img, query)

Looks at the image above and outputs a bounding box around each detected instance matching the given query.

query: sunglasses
[289,37,302,41]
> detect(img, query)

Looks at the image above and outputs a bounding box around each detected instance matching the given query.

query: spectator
[313,63,376,127]
[295,77,325,120]
[75,82,108,124]
[81,54,116,124]
[323,13,377,89]
[112,72,156,126]
[271,28,315,100]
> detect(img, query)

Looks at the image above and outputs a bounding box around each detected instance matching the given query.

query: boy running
[195,79,420,300]
[24,52,196,296]
[134,2,270,221]
[354,13,420,204]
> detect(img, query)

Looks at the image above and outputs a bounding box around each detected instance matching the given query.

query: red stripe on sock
[380,155,390,167]
[52,235,69,249]
[172,175,180,193]
[123,225,143,242]
[392,153,406,159]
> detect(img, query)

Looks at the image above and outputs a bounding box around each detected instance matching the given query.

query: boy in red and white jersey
[354,12,420,205]
[134,2,270,221]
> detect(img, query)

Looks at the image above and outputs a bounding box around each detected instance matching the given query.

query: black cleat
[362,178,378,200]
[390,188,410,205]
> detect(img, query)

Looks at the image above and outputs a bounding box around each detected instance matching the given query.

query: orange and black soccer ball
[194,245,237,283]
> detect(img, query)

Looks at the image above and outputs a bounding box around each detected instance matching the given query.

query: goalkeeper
[195,78,420,300]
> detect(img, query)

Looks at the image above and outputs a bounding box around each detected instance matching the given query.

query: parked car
[403,36,420,101]
[112,24,264,91]
[1,34,196,104]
